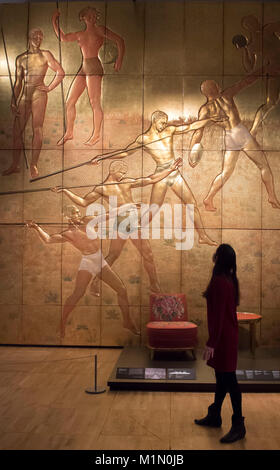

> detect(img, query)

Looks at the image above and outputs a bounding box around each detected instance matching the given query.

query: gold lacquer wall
[0,0,279,348]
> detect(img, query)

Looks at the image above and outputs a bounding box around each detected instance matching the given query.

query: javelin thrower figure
[26,204,139,339]
[90,111,223,246]
[52,157,183,297]
[2,28,65,179]
[52,6,125,146]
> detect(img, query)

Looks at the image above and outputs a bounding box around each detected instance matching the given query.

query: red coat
[206,275,238,372]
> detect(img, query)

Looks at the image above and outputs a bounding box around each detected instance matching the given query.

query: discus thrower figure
[189,68,280,212]
[234,15,280,136]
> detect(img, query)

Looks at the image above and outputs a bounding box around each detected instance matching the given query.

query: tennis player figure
[26,205,139,339]
[52,7,125,146]
[235,15,280,136]
[52,157,183,297]
[2,28,65,179]
[189,71,280,211]
[91,111,221,246]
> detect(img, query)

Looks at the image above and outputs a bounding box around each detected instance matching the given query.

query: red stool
[237,312,262,355]
[146,294,198,360]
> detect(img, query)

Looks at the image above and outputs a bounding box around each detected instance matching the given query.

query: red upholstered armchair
[146,293,198,360]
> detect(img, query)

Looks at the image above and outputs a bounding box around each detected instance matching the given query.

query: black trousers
[214,371,242,418]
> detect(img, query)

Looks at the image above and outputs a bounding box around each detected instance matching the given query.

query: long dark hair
[203,244,240,305]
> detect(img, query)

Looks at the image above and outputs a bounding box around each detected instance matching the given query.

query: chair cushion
[150,293,188,321]
[147,321,197,330]
[147,321,197,348]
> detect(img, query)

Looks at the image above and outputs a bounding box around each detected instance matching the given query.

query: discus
[232,34,248,48]
[189,143,204,167]
[98,39,118,64]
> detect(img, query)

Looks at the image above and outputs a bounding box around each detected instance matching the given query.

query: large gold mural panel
[0,1,280,348]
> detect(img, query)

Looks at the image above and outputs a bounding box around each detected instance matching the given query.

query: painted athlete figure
[26,205,139,339]
[236,15,280,136]
[52,157,183,297]
[91,111,222,246]
[52,7,125,146]
[2,28,65,179]
[190,70,280,211]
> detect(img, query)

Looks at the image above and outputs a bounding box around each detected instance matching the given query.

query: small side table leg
[250,322,256,356]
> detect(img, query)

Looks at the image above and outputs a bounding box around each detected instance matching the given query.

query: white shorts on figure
[78,250,108,276]
[225,123,254,151]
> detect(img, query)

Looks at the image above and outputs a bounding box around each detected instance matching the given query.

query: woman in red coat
[195,244,246,444]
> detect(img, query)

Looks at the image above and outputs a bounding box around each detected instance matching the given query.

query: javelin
[0,177,163,196]
[56,0,66,133]
[28,130,186,183]
[28,116,215,183]
[1,25,29,169]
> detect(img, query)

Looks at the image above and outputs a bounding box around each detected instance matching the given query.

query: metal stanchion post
[85,354,106,394]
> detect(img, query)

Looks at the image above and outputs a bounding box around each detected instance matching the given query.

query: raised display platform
[107,346,280,392]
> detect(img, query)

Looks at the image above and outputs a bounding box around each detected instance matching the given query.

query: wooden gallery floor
[0,346,279,451]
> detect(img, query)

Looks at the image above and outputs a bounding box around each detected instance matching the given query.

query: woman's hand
[203,346,214,361]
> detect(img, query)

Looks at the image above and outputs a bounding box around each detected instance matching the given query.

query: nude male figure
[52,157,182,297]
[189,71,280,212]
[2,28,65,179]
[91,111,221,246]
[52,7,125,146]
[235,15,280,136]
[26,204,139,339]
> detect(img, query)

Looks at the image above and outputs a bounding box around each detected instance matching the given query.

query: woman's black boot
[220,416,246,443]
[194,404,222,427]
